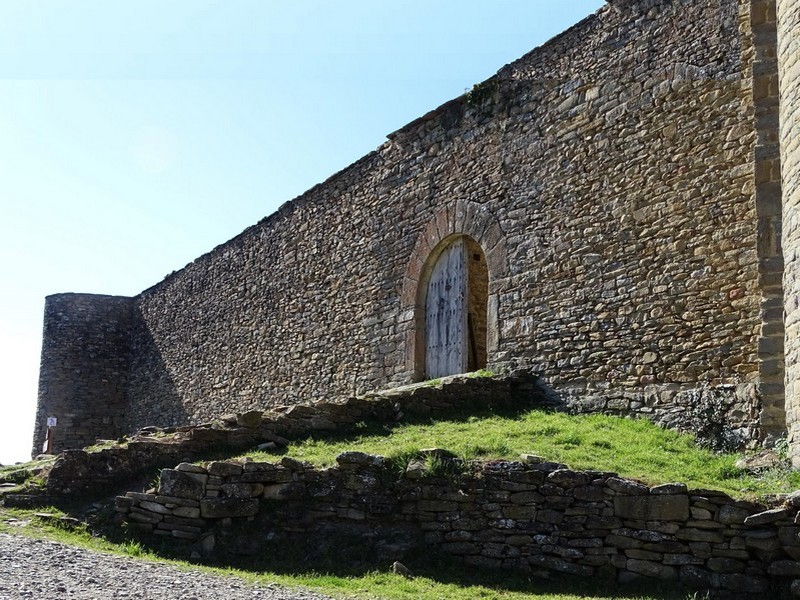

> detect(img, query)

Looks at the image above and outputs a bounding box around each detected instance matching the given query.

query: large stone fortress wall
[35,0,791,454]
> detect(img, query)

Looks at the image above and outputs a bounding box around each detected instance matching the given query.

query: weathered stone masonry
[35,0,799,455]
[116,454,800,597]
[779,0,800,464]
[33,294,133,455]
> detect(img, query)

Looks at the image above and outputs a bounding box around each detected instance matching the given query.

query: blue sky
[0,0,604,464]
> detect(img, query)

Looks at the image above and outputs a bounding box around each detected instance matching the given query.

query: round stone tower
[33,293,134,456]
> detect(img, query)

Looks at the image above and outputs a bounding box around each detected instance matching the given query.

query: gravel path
[0,533,335,600]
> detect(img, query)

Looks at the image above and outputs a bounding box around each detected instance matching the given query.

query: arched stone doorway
[421,235,488,379]
[399,200,507,383]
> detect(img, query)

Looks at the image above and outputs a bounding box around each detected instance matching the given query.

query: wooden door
[425,238,468,378]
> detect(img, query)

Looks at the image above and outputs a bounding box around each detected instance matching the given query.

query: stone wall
[506,0,743,81]
[33,294,134,456]
[29,371,767,501]
[115,0,767,439]
[116,453,800,597]
[749,0,786,444]
[548,382,762,451]
[778,0,800,465]
[35,0,785,452]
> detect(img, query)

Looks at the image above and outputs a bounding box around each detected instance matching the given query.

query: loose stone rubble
[0,533,332,600]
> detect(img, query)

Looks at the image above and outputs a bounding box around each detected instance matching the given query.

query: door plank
[425,239,467,378]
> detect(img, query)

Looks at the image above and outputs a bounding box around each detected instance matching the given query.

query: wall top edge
[45,292,135,302]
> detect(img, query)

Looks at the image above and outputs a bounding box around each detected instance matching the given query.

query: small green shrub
[121,540,147,557]
[464,80,498,113]
[385,449,421,478]
[425,455,469,482]
[148,470,161,492]
[775,436,789,461]
[468,369,494,378]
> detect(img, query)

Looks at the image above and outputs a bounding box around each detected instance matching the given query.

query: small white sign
[47,417,57,427]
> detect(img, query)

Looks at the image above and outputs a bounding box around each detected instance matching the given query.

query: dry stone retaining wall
[116,453,800,598]
[31,372,759,503]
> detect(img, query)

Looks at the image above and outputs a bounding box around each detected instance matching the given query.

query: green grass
[0,457,54,480]
[0,457,55,493]
[235,409,800,498]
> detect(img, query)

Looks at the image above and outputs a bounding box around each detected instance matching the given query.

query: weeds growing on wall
[385,449,419,478]
[384,449,469,484]
[425,454,470,482]
[682,385,741,452]
[464,80,498,115]
[467,368,494,378]
[147,470,161,493]
[775,436,789,461]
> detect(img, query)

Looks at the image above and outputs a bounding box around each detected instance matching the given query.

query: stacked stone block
[115,465,208,541]
[116,453,800,597]
[40,372,539,497]
[37,371,768,501]
[748,0,786,443]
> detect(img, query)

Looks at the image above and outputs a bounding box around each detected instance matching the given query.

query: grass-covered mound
[236,408,800,498]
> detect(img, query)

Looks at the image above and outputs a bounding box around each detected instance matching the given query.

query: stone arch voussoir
[400,201,507,379]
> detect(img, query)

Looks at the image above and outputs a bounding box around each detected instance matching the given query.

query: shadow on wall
[125,305,189,434]
[137,517,688,599]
